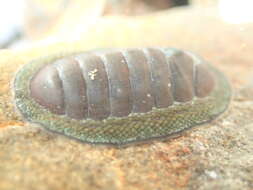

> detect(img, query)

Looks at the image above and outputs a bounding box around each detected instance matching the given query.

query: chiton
[14,48,231,145]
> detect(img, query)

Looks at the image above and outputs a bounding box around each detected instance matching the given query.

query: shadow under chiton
[14,48,231,145]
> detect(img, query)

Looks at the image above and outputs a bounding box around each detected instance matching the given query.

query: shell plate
[14,48,231,145]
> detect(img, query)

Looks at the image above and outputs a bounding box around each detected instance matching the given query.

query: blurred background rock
[1,0,253,49]
[0,0,200,48]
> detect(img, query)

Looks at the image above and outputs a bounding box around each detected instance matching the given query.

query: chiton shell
[14,48,231,145]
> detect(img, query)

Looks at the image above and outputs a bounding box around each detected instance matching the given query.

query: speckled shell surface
[14,48,231,145]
